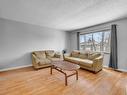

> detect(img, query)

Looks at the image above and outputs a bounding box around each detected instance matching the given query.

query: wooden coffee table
[50,60,80,86]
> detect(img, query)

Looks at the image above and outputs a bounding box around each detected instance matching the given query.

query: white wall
[0,18,70,70]
[69,18,127,70]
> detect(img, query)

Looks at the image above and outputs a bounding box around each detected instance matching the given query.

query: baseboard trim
[1,65,127,73]
[115,69,127,73]
[103,66,127,73]
[0,64,32,72]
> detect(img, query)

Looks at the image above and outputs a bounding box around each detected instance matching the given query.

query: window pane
[80,35,84,50]
[85,34,92,51]
[93,32,102,52]
[79,30,111,52]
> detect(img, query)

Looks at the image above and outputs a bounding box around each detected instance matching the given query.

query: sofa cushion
[89,53,101,60]
[38,58,51,65]
[79,52,88,59]
[79,59,93,67]
[45,50,55,58]
[64,56,80,64]
[71,50,80,58]
[33,51,46,59]
[54,52,61,58]
[65,56,93,67]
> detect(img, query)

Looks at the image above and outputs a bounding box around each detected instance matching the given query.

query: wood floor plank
[0,67,127,95]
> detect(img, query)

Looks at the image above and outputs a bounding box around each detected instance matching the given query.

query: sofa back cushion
[89,52,101,60]
[45,50,55,58]
[79,52,89,59]
[33,51,46,59]
[71,50,80,58]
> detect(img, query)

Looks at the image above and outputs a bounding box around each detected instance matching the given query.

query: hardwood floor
[0,67,127,95]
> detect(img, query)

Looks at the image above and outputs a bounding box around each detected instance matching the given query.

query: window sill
[93,51,110,54]
[102,52,110,54]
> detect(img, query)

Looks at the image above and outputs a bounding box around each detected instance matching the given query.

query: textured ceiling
[0,0,127,30]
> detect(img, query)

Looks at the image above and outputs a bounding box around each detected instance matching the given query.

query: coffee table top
[51,61,80,71]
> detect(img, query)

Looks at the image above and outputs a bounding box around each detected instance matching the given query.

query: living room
[0,0,127,95]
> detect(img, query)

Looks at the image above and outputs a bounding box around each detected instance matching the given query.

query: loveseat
[64,50,103,73]
[32,50,62,69]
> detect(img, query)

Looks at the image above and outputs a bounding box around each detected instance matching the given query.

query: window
[80,30,111,53]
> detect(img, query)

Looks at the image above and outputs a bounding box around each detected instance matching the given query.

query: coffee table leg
[76,70,78,80]
[65,74,68,86]
[50,66,53,75]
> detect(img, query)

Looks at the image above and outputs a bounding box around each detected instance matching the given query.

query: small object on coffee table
[50,60,80,86]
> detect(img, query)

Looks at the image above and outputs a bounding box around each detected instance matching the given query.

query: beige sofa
[64,50,103,73]
[32,50,62,69]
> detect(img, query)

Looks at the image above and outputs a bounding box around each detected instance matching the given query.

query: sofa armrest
[54,52,63,59]
[32,54,40,68]
[64,53,71,57]
[63,53,71,60]
[54,53,61,58]
[92,56,103,72]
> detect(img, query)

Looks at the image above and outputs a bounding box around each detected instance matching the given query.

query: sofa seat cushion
[38,58,51,66]
[64,57,80,64]
[79,59,93,67]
